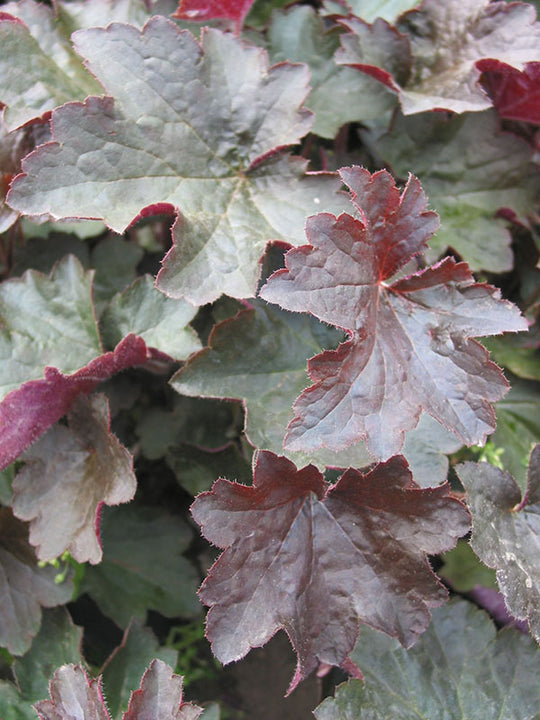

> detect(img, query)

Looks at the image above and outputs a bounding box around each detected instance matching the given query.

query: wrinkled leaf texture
[7,18,347,304]
[260,166,527,460]
[336,0,540,114]
[314,599,540,719]
[457,445,540,643]
[192,450,470,691]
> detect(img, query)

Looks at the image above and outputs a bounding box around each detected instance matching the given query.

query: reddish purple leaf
[192,451,470,690]
[260,167,527,461]
[173,0,254,32]
[479,60,540,124]
[0,334,149,470]
[34,660,202,720]
[34,665,110,720]
[124,659,202,720]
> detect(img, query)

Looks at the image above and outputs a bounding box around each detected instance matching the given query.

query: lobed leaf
[192,451,469,690]
[260,167,527,460]
[457,445,540,644]
[101,620,178,719]
[34,660,202,720]
[314,600,540,719]
[174,299,462,482]
[375,110,539,272]
[0,0,101,130]
[123,659,202,720]
[7,18,348,304]
[0,509,73,655]
[267,6,396,139]
[12,394,137,565]
[336,0,540,115]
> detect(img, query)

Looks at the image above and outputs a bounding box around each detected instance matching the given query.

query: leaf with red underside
[173,0,254,33]
[260,167,527,461]
[7,19,347,304]
[192,451,470,690]
[479,60,540,124]
[33,660,202,720]
[336,0,540,114]
[12,394,136,565]
[0,509,73,656]
[0,333,149,471]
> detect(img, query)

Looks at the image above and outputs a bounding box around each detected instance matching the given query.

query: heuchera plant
[0,0,539,717]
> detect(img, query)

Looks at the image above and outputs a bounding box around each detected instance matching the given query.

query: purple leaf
[192,451,470,691]
[123,659,202,720]
[33,660,202,720]
[12,394,137,565]
[0,334,149,470]
[260,166,527,460]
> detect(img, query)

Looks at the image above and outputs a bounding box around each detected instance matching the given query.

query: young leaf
[0,0,101,130]
[173,0,254,33]
[375,110,539,272]
[267,6,396,139]
[260,167,527,461]
[457,445,540,644]
[123,659,202,720]
[314,600,540,719]
[0,509,73,655]
[192,451,469,690]
[100,276,202,359]
[336,0,540,115]
[34,664,111,720]
[0,333,149,471]
[479,60,540,124]
[12,394,137,565]
[80,504,200,628]
[7,18,348,304]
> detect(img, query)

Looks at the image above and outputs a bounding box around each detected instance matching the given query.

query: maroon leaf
[192,451,470,690]
[123,659,202,720]
[173,0,254,33]
[0,334,149,471]
[34,660,202,720]
[12,394,137,565]
[260,167,527,460]
[479,60,540,124]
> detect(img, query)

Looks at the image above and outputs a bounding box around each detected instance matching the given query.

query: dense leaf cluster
[0,0,539,717]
